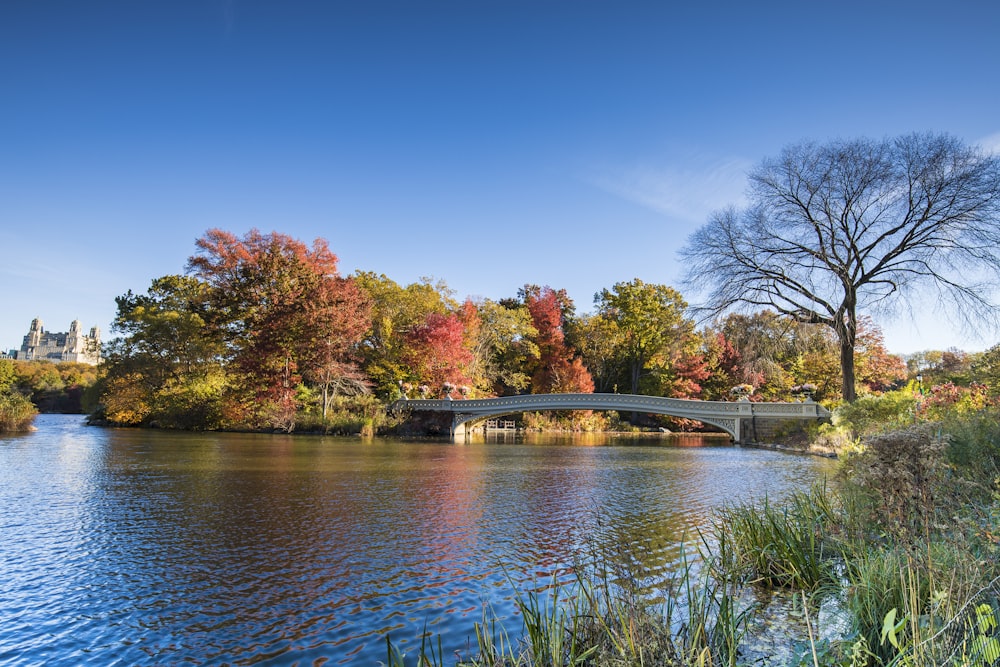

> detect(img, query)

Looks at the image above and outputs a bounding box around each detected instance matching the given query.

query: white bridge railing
[395,392,830,442]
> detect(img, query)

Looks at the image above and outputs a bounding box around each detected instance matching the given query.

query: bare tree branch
[681,133,1000,401]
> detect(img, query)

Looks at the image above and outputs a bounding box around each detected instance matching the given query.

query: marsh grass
[711,486,836,591]
[384,543,757,667]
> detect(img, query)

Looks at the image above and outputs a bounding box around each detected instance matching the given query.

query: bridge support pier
[451,418,470,443]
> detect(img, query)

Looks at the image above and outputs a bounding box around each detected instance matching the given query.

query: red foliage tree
[699,332,744,399]
[524,286,594,394]
[187,229,370,427]
[854,317,907,393]
[403,312,473,394]
[671,350,712,398]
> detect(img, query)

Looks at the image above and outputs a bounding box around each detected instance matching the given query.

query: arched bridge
[395,393,830,443]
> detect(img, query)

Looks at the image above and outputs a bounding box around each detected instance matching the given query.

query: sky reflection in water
[0,415,834,665]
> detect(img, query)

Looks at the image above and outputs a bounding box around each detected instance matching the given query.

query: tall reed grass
[710,486,836,591]
[384,543,757,667]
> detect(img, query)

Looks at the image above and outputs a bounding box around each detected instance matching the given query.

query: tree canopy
[91,226,957,432]
[594,279,692,395]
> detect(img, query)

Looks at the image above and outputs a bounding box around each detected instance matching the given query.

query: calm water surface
[0,415,834,665]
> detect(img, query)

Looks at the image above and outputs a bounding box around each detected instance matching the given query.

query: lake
[0,414,834,665]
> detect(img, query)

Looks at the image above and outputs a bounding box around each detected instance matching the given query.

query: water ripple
[0,416,833,665]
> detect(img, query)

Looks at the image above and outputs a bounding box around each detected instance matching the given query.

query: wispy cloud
[584,155,753,222]
[977,132,1000,155]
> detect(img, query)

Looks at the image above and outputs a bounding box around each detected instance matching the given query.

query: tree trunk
[840,336,856,403]
[837,303,858,402]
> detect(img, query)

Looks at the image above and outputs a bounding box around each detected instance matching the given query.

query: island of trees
[81,226,915,435]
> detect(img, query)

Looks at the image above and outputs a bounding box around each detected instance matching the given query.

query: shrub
[296,395,394,435]
[940,408,1000,484]
[838,424,947,540]
[834,390,917,438]
[0,389,37,432]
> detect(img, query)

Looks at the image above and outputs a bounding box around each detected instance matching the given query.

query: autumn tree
[682,133,1000,401]
[686,331,743,400]
[354,272,454,396]
[717,311,800,397]
[463,299,538,396]
[0,360,15,394]
[523,286,593,394]
[787,322,842,401]
[187,229,369,429]
[971,344,1000,392]
[302,339,371,420]
[854,317,907,392]
[908,347,976,386]
[101,274,226,427]
[402,312,473,394]
[574,313,622,393]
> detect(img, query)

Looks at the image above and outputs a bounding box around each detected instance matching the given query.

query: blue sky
[2,1,999,355]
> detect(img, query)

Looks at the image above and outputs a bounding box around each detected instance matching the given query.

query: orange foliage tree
[187,229,370,428]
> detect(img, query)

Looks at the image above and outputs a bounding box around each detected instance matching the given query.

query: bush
[296,395,395,435]
[521,410,610,432]
[838,424,947,540]
[834,390,918,437]
[0,390,37,432]
[941,408,1000,484]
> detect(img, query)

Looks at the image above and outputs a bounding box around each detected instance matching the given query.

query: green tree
[0,359,36,432]
[682,133,1000,401]
[595,279,693,395]
[0,359,16,393]
[574,313,623,393]
[971,344,1000,392]
[465,299,538,396]
[101,274,226,427]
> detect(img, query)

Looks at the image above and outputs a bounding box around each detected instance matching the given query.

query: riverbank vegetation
[384,400,1000,666]
[92,227,930,434]
[0,358,38,431]
[0,358,98,418]
[0,389,36,432]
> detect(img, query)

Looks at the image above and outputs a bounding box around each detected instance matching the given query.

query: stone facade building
[19,318,102,365]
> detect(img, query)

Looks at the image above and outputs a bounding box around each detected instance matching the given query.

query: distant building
[19,318,101,365]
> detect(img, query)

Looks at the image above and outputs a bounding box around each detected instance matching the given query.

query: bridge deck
[396,392,830,442]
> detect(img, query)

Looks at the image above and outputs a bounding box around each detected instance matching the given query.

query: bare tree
[681,133,1000,401]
